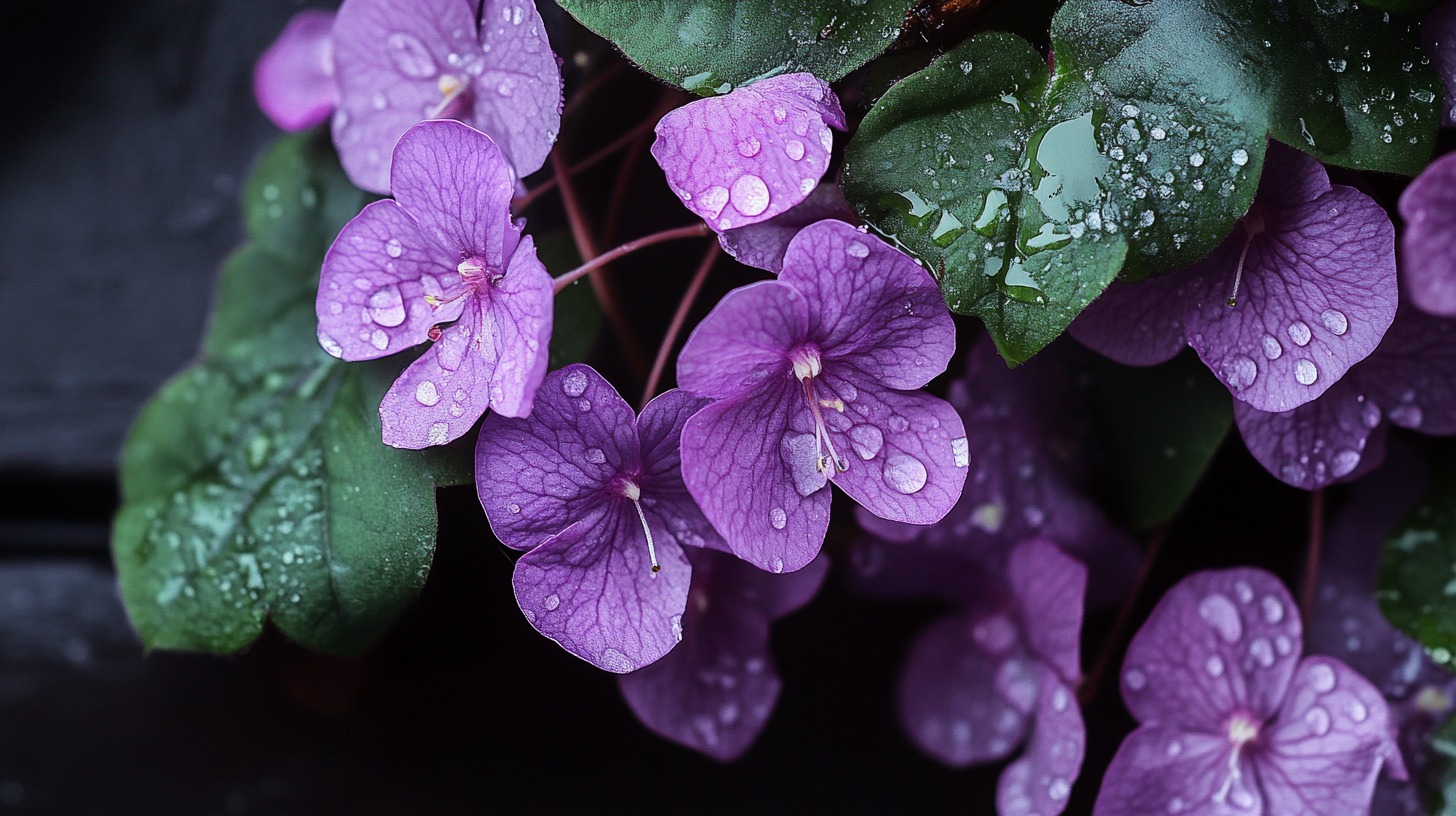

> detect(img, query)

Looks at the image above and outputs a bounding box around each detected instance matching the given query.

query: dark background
[0,1,1322,813]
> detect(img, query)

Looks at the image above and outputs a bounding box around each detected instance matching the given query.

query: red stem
[641,241,719,410]
[1079,523,1171,705]
[1302,489,1326,621]
[514,117,658,211]
[552,224,711,294]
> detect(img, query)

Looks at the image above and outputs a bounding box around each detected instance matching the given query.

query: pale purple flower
[1398,151,1456,316]
[850,537,1088,816]
[1235,303,1456,489]
[856,336,1139,608]
[253,9,337,132]
[1072,143,1397,413]
[717,182,859,274]
[677,219,967,574]
[1095,567,1403,816]
[316,119,552,448]
[653,73,847,233]
[1424,1,1456,126]
[618,549,828,761]
[331,0,562,193]
[476,364,724,673]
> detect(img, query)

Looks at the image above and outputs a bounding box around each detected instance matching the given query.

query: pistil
[1213,713,1260,805]
[1226,210,1267,308]
[619,479,660,574]
[427,74,470,120]
[790,347,848,475]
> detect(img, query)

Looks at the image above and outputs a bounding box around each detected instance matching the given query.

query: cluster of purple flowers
[251,0,1456,809]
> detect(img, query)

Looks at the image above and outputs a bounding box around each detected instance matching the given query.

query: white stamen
[1214,714,1260,804]
[1227,211,1266,308]
[620,480,659,574]
[790,347,821,381]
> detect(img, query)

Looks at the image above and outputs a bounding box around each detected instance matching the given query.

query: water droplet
[318,331,343,357]
[1222,355,1258,390]
[507,503,521,514]
[1234,580,1254,603]
[848,425,883,460]
[577,398,592,413]
[370,329,389,351]
[1249,637,1275,668]
[1389,404,1424,428]
[1206,655,1226,677]
[1332,449,1361,477]
[846,241,870,259]
[598,648,633,673]
[561,369,589,397]
[1198,594,1243,643]
[883,454,928,494]
[1349,699,1368,722]
[784,139,805,161]
[772,107,787,123]
[770,558,785,574]
[1125,669,1147,690]
[1189,152,1205,167]
[1260,595,1285,624]
[543,593,560,611]
[1295,359,1319,386]
[584,448,606,464]
[1121,103,1141,118]
[731,174,771,217]
[1261,334,1283,360]
[698,185,730,218]
[736,137,761,157]
[415,381,441,406]
[951,437,969,468]
[368,285,407,327]
[1304,705,1331,736]
[1288,321,1312,346]
[1049,779,1070,801]
[1309,663,1337,692]
[427,422,449,445]
[769,507,787,530]
[1320,309,1348,336]
[384,237,404,258]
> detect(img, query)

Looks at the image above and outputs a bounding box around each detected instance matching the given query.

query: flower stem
[1301,489,1326,621]
[1079,523,1170,705]
[514,117,657,211]
[552,223,711,294]
[641,241,718,410]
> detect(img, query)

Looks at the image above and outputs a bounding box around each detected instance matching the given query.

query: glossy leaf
[553,0,915,93]
[1380,445,1456,673]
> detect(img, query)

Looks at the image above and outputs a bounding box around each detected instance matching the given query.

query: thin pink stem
[514,117,658,211]
[641,242,719,410]
[552,224,711,294]
[1079,523,1171,705]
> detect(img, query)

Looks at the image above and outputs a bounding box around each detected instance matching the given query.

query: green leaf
[113,133,459,655]
[1434,714,1456,815]
[1085,351,1233,530]
[554,0,917,92]
[243,128,372,266]
[1380,445,1456,672]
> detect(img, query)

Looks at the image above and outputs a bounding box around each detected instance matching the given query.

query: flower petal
[1182,146,1397,413]
[677,280,808,400]
[466,0,564,177]
[717,185,858,274]
[782,221,956,390]
[652,73,844,231]
[1398,152,1456,316]
[1007,539,1086,685]
[379,301,493,448]
[1121,568,1302,732]
[822,372,967,526]
[1068,274,1189,366]
[253,9,337,132]
[388,120,518,268]
[636,388,724,553]
[1256,656,1399,814]
[1092,726,1260,816]
[997,668,1086,816]
[1361,305,1456,435]
[1423,1,1456,127]
[480,233,553,418]
[317,199,464,361]
[475,364,637,550]
[513,506,690,673]
[1234,377,1388,490]
[680,384,831,574]
[897,611,1038,768]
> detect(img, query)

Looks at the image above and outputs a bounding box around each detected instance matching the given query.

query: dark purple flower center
[788,344,848,475]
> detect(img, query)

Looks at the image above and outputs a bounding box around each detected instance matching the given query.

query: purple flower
[850,537,1088,815]
[677,219,967,574]
[316,119,552,449]
[331,0,562,194]
[618,549,828,761]
[1072,143,1397,413]
[1424,1,1456,127]
[1094,567,1403,816]
[717,182,859,274]
[253,9,337,132]
[1398,151,1456,317]
[653,73,846,233]
[1235,303,1456,489]
[476,364,723,673]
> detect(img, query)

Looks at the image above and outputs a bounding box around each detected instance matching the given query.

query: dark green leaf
[243,128,372,265]
[1380,446,1456,672]
[554,0,916,92]
[1086,351,1233,530]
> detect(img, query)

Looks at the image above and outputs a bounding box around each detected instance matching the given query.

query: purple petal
[480,234,553,418]
[636,389,725,553]
[1121,568,1303,732]
[717,185,858,274]
[997,668,1086,816]
[317,199,464,361]
[824,374,967,526]
[617,549,827,760]
[677,281,809,400]
[1006,539,1086,685]
[1092,726,1261,816]
[513,506,690,673]
[1183,146,1397,413]
[1362,305,1456,435]
[331,0,562,193]
[1398,152,1456,316]
[476,364,637,550]
[1424,0,1456,127]
[388,120,518,269]
[680,384,830,574]
[781,221,955,390]
[898,611,1038,768]
[1256,657,1399,814]
[1068,273,1189,367]
[1234,377,1388,490]
[379,303,493,448]
[253,9,337,132]
[652,73,845,231]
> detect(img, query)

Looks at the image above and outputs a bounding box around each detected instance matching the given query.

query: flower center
[428,74,471,120]
[1226,208,1267,308]
[790,346,848,475]
[1213,712,1261,807]
[615,478,660,574]
[424,254,494,310]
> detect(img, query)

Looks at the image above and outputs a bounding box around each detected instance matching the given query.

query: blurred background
[0,1,1317,813]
